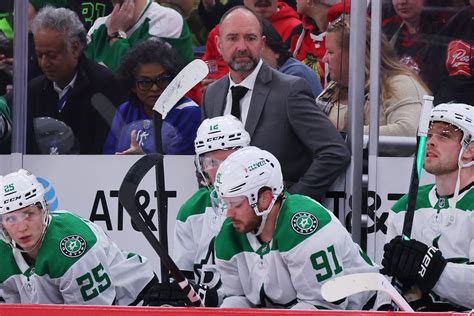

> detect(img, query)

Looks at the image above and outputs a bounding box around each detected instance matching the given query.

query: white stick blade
[153,59,209,118]
[321,272,379,302]
[321,273,414,312]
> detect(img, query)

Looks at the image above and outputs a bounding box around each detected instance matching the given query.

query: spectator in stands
[260,19,322,97]
[382,0,460,74]
[0,96,11,153]
[0,32,12,97]
[156,0,195,17]
[27,6,125,154]
[86,0,193,72]
[198,0,243,32]
[0,0,44,87]
[286,0,347,86]
[103,39,200,155]
[197,0,296,33]
[202,7,350,201]
[0,1,13,40]
[154,0,209,47]
[201,0,301,85]
[28,0,114,30]
[317,14,430,137]
[422,4,473,105]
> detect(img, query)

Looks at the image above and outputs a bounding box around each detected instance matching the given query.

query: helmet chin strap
[253,197,278,236]
[446,145,473,226]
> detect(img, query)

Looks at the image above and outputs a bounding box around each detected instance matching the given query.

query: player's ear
[462,143,474,163]
[257,189,273,210]
[216,33,222,55]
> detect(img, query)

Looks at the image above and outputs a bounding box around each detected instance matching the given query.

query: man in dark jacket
[27,6,124,154]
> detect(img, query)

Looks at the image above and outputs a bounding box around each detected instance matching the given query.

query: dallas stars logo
[60,235,87,258]
[291,212,318,235]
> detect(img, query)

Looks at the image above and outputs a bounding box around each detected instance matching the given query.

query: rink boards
[0,304,470,315]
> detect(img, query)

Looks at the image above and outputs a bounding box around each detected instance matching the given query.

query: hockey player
[0,169,157,305]
[213,146,378,309]
[143,115,250,306]
[381,103,474,311]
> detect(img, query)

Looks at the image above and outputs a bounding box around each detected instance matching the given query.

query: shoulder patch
[60,235,87,258]
[391,184,434,214]
[291,211,318,235]
[177,187,211,222]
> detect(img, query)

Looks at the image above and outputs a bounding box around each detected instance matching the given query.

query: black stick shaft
[153,112,169,283]
[402,96,433,238]
[119,154,202,307]
[402,136,421,239]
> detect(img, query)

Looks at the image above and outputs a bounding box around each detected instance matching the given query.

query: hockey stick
[91,92,172,282]
[151,59,208,283]
[118,154,203,307]
[321,273,414,312]
[402,95,433,239]
[153,59,209,119]
[388,96,434,308]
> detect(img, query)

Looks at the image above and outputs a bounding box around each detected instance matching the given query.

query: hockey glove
[380,236,447,293]
[143,281,219,307]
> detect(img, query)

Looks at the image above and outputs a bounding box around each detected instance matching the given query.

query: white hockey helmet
[195,115,250,185]
[215,146,284,218]
[195,115,250,155]
[430,103,474,150]
[0,169,49,243]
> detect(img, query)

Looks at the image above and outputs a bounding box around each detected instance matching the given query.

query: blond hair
[326,15,430,105]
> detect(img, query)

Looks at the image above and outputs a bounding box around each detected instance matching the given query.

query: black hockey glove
[143,281,219,307]
[380,236,447,293]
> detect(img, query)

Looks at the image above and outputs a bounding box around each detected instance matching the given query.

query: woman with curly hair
[103,39,201,155]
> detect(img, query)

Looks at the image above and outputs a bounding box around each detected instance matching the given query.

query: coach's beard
[227,55,259,73]
[254,0,272,7]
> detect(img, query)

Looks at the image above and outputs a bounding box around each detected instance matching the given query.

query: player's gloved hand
[143,281,188,306]
[143,281,219,307]
[380,236,447,293]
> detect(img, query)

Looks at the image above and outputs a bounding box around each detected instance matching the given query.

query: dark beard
[227,55,259,73]
[254,0,272,7]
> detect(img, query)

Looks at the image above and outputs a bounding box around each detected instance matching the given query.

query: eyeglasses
[136,74,172,91]
[0,209,40,227]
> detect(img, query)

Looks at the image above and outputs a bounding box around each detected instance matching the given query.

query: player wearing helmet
[143,115,250,307]
[213,146,378,310]
[381,103,474,311]
[0,169,157,305]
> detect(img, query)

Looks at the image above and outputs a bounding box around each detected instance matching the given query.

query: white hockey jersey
[386,183,474,309]
[173,188,225,300]
[215,193,378,310]
[0,210,155,305]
